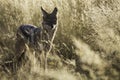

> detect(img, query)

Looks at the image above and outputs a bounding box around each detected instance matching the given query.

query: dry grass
[0,0,120,80]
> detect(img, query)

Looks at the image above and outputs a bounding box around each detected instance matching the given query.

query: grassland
[0,0,120,80]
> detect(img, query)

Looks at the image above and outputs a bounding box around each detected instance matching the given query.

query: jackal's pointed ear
[51,7,58,15]
[41,7,48,17]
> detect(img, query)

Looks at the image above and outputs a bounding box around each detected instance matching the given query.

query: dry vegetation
[0,0,120,80]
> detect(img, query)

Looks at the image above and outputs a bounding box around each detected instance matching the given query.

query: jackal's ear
[51,7,58,15]
[41,7,48,17]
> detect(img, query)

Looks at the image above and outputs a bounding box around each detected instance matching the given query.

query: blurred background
[0,0,120,80]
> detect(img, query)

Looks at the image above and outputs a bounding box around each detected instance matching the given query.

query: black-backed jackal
[14,7,58,71]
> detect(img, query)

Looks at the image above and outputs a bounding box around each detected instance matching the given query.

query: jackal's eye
[44,19,56,25]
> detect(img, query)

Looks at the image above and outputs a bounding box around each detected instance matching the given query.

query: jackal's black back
[19,25,36,37]
[18,24,42,45]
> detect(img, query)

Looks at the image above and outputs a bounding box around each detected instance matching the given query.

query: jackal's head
[41,7,58,31]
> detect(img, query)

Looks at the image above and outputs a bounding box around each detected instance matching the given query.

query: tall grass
[0,0,120,80]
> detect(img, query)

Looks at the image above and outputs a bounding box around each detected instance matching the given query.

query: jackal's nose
[52,24,56,29]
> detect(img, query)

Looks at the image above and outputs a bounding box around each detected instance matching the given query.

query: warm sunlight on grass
[0,0,120,80]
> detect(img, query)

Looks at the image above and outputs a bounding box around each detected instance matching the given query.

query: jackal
[14,7,58,70]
